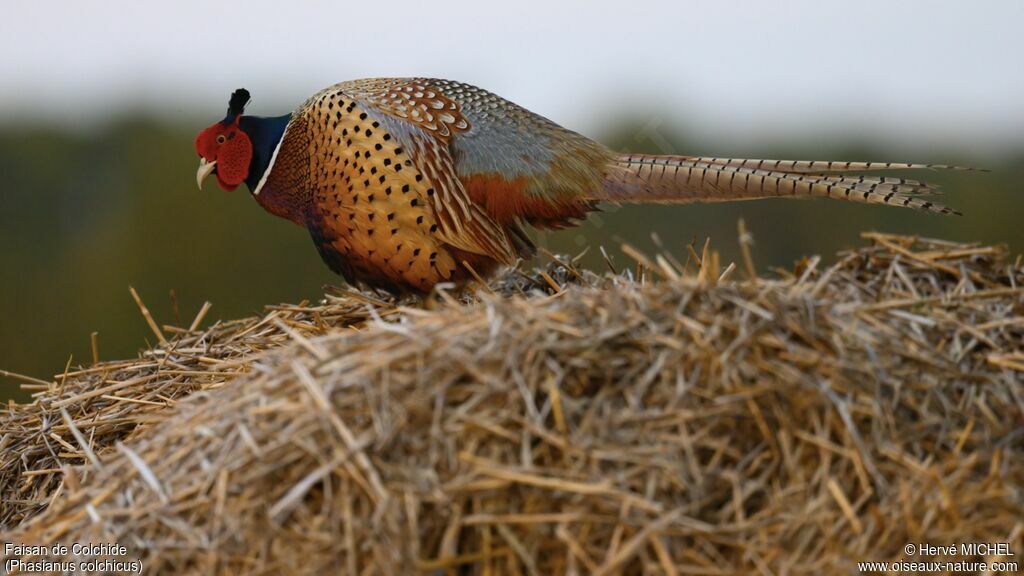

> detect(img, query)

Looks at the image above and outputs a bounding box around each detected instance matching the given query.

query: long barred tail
[598,154,967,215]
[668,157,980,174]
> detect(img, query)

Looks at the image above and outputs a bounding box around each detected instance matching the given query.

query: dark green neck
[239,114,292,192]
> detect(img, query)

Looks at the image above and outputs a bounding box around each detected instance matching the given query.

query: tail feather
[674,156,981,174]
[598,154,963,216]
[817,175,943,196]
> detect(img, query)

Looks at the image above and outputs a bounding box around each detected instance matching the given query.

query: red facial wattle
[194,119,253,192]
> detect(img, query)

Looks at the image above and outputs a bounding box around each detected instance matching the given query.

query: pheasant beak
[196,158,217,190]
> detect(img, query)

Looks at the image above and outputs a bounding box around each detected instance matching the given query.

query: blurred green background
[2,0,1022,402]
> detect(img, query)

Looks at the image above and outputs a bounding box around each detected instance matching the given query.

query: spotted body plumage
[195,78,971,294]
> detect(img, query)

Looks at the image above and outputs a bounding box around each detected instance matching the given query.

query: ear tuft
[227,88,251,118]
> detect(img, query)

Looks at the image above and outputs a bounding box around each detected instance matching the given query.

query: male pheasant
[195,79,965,294]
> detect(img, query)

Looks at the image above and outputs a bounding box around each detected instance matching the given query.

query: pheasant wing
[337,78,518,265]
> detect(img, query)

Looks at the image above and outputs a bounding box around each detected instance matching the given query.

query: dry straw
[1,231,1022,574]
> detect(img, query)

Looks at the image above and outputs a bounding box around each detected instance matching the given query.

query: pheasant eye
[216,134,227,144]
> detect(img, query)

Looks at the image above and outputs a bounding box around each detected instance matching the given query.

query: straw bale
[1,232,1022,574]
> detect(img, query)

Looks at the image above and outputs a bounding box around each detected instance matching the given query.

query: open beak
[196,158,217,190]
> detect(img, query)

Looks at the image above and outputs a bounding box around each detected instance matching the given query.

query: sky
[2,0,1023,155]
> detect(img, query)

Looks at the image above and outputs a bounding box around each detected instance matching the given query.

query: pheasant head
[194,88,253,191]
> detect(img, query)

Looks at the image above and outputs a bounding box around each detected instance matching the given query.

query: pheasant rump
[194,78,966,294]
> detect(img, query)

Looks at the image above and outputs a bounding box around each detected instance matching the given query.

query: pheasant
[195,79,966,294]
